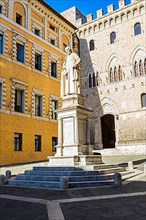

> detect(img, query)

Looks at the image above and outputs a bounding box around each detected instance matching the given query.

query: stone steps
[15,173,114,182]
[7,164,126,189]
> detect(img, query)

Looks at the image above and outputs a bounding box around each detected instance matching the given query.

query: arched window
[134,61,138,77]
[109,68,113,83]
[139,60,143,75]
[141,94,146,108]
[114,67,118,82]
[89,40,95,51]
[144,58,146,75]
[93,72,96,87]
[110,32,116,44]
[118,66,122,81]
[89,74,92,88]
[134,23,141,36]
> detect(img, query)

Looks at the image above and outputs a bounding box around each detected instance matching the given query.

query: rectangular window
[35,29,40,36]
[17,43,24,63]
[0,83,2,109]
[50,39,55,46]
[14,133,22,151]
[0,34,3,54]
[52,100,58,120]
[52,137,58,152]
[16,13,22,25]
[15,89,24,113]
[35,95,42,117]
[51,61,57,78]
[35,135,41,151]
[50,24,55,31]
[35,53,42,71]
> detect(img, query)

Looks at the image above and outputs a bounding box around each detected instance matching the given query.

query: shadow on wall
[79,38,106,150]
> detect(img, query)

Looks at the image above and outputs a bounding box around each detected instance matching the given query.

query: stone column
[98,119,103,149]
[87,118,90,144]
[55,118,63,156]
[74,116,79,144]
[58,118,63,145]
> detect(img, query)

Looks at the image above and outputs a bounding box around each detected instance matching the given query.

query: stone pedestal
[48,94,102,166]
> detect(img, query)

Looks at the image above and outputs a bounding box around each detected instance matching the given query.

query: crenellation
[107,4,115,13]
[96,9,104,18]
[86,13,93,22]
[118,0,126,8]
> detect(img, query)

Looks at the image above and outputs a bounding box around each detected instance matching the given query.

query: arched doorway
[101,114,116,148]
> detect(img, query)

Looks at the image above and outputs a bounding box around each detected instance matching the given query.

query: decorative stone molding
[0,77,6,110]
[32,44,45,72]
[12,33,28,64]
[0,1,6,16]
[0,25,8,56]
[34,44,44,53]
[32,23,43,38]
[10,79,28,113]
[31,88,45,117]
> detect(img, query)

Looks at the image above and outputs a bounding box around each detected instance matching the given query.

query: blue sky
[45,0,131,18]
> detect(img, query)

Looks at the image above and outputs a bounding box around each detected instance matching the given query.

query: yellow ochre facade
[0,0,78,166]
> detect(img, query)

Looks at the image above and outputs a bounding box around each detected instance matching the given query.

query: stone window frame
[89,39,95,51]
[0,1,6,16]
[48,53,60,80]
[12,34,28,64]
[49,34,57,47]
[32,23,43,38]
[49,94,60,121]
[10,79,28,114]
[0,26,8,56]
[110,31,116,44]
[134,22,142,36]
[32,44,45,73]
[0,77,6,110]
[32,88,45,118]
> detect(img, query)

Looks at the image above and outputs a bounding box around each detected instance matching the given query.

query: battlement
[75,0,142,26]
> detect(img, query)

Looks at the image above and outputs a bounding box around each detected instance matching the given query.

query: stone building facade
[62,0,146,154]
[0,0,78,166]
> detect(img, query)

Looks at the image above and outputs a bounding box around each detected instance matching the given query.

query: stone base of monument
[48,94,103,166]
[47,154,102,166]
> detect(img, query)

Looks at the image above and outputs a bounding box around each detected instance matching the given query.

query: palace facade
[0,0,77,166]
[62,0,146,154]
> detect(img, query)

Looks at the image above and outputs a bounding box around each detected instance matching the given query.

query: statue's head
[65,46,72,54]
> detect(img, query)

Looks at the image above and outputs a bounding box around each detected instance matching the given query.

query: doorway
[101,114,116,148]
